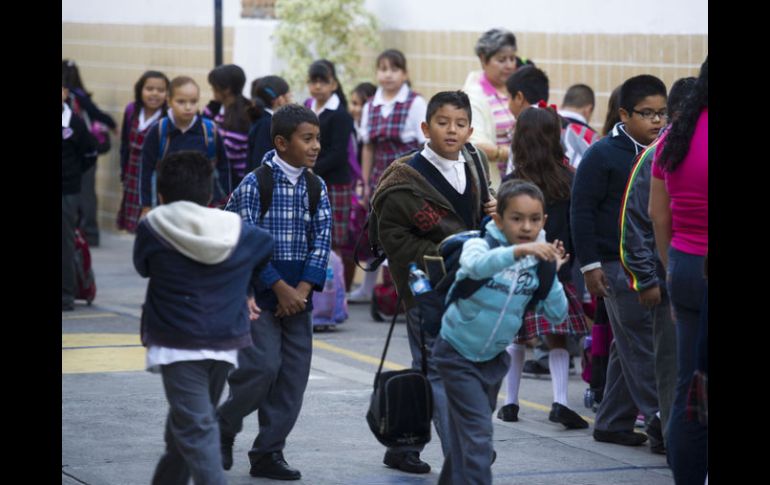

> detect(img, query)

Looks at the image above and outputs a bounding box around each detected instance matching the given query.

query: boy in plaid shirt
[216,104,332,481]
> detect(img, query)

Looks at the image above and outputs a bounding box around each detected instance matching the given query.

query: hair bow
[536,99,557,110]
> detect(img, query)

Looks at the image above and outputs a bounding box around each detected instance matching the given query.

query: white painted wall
[364,0,708,34]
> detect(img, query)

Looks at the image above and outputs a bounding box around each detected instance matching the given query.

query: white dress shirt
[420,142,467,193]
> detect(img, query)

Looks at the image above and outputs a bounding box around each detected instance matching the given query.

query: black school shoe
[645,415,666,454]
[549,403,590,429]
[593,429,648,446]
[220,432,234,470]
[522,359,550,376]
[497,403,520,422]
[249,451,301,480]
[383,450,431,474]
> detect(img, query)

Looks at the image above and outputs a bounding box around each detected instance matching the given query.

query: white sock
[550,348,570,406]
[504,343,526,405]
[351,266,378,296]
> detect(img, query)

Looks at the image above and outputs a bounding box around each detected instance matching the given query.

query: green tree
[275,0,380,96]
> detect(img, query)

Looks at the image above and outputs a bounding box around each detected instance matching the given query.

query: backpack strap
[254,165,274,222]
[445,232,500,307]
[464,142,490,204]
[525,260,557,312]
[158,118,171,159]
[201,118,217,160]
[303,170,322,218]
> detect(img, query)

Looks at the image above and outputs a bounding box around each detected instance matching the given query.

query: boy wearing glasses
[571,75,667,450]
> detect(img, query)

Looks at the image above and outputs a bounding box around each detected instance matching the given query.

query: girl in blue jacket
[434,179,568,485]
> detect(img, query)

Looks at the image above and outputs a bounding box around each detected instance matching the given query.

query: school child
[559,84,600,170]
[503,65,550,175]
[305,60,355,254]
[571,74,668,449]
[205,64,256,189]
[134,150,274,485]
[601,86,622,137]
[116,70,169,233]
[62,59,117,247]
[139,76,230,217]
[497,106,590,430]
[618,76,695,455]
[62,81,98,311]
[246,75,292,172]
[216,104,332,481]
[435,179,569,485]
[343,81,377,291]
[350,49,427,303]
[369,90,497,474]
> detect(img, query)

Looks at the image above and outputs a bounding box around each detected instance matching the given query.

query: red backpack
[73,228,96,304]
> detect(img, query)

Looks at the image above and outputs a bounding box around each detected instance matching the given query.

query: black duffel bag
[366,295,433,447]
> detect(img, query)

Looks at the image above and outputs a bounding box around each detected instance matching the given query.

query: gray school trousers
[652,286,677,438]
[217,309,313,458]
[387,306,451,458]
[152,359,232,485]
[594,261,660,432]
[434,336,509,485]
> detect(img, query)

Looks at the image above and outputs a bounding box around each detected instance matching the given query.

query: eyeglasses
[631,109,669,121]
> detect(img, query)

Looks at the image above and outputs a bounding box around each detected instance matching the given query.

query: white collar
[166,108,198,133]
[139,108,162,131]
[265,108,274,116]
[62,103,72,128]
[371,83,410,107]
[422,142,466,165]
[272,152,304,185]
[558,109,587,125]
[312,93,340,115]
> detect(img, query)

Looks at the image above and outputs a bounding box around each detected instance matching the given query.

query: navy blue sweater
[314,107,354,185]
[246,112,273,172]
[139,115,230,207]
[62,109,98,195]
[570,123,647,266]
[134,217,274,350]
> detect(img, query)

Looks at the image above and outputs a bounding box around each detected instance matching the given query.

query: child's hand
[247,296,261,321]
[552,239,570,272]
[273,280,307,318]
[514,242,558,261]
[483,198,497,216]
[140,207,151,219]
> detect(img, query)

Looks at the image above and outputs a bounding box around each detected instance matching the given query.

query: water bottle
[324,264,334,292]
[408,262,432,295]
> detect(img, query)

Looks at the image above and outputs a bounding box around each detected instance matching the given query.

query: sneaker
[497,403,519,422]
[347,287,372,303]
[646,415,666,455]
[383,450,430,474]
[220,432,234,470]
[635,413,646,428]
[593,429,648,446]
[522,359,550,376]
[548,402,589,429]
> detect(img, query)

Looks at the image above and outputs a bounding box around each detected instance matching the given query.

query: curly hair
[657,57,707,173]
[509,106,572,204]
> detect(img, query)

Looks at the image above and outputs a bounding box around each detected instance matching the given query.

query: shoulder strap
[158,118,171,159]
[201,118,217,159]
[525,260,557,312]
[446,232,500,306]
[373,293,405,388]
[464,143,490,204]
[303,170,322,217]
[255,165,273,222]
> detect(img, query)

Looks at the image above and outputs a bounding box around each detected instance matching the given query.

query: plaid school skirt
[328,183,352,249]
[514,282,589,343]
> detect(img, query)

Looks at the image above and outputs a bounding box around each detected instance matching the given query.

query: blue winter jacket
[440,220,568,362]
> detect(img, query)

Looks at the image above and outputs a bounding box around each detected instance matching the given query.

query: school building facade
[62,0,707,233]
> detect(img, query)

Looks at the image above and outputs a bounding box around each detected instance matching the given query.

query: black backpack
[416,224,557,336]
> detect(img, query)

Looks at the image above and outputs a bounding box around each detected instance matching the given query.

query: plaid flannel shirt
[225,155,332,291]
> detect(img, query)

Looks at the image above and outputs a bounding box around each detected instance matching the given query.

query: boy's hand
[552,239,570,272]
[514,242,558,261]
[273,280,307,318]
[247,296,261,321]
[638,286,661,307]
[483,199,497,216]
[584,268,610,298]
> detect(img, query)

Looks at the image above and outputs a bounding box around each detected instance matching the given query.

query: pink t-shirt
[652,108,708,255]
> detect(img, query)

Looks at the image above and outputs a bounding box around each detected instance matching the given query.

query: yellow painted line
[62,333,145,374]
[313,338,594,423]
[313,339,406,371]
[62,312,119,320]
